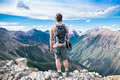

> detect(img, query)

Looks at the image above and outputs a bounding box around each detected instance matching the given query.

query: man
[50,13,69,77]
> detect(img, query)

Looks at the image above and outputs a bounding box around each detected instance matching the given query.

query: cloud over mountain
[17,1,30,10]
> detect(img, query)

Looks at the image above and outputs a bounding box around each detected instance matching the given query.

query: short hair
[56,13,63,22]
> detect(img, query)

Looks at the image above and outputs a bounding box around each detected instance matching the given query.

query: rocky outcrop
[0,58,120,80]
[104,75,120,80]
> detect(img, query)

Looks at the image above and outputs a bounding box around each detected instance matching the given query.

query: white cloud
[0,22,18,25]
[86,20,91,22]
[0,22,29,31]
[102,26,111,29]
[118,28,120,31]
[0,25,30,31]
[94,5,120,16]
[69,24,73,27]
[111,24,117,27]
[32,25,49,30]
[0,21,50,31]
[0,0,120,20]
[17,1,30,10]
[102,24,118,31]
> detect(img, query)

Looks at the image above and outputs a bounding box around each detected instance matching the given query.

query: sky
[0,0,120,31]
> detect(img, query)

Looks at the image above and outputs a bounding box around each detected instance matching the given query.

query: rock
[0,60,8,68]
[30,67,38,72]
[6,60,14,67]
[45,74,51,80]
[14,72,25,80]
[73,70,79,73]
[26,72,45,80]
[48,70,56,73]
[0,74,3,80]
[13,65,26,72]
[84,77,90,80]
[104,77,112,80]
[80,69,88,73]
[20,76,33,80]
[104,75,120,80]
[88,72,95,78]
[15,58,27,67]
[94,72,102,78]
[44,72,51,79]
[35,72,45,80]
[8,76,14,80]
[51,72,59,78]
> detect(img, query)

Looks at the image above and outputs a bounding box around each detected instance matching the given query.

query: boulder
[15,58,27,67]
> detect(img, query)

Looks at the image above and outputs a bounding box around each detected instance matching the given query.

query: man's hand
[50,48,53,54]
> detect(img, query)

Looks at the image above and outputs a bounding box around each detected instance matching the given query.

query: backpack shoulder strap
[64,24,67,32]
[63,24,68,34]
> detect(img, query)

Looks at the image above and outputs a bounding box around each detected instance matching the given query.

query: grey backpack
[54,24,67,45]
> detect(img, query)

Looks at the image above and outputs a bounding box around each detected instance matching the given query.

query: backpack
[54,24,67,45]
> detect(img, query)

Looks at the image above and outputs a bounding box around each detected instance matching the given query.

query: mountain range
[0,27,83,71]
[0,27,120,76]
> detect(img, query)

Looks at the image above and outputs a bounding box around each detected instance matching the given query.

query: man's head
[56,13,63,22]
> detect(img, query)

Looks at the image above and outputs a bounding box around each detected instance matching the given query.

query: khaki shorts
[53,47,67,60]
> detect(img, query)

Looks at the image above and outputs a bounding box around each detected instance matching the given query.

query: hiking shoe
[58,72,63,77]
[65,70,69,77]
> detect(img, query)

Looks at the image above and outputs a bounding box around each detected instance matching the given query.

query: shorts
[53,47,67,60]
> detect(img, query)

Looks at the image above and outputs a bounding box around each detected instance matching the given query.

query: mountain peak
[44,30,50,34]
[0,27,8,33]
[118,29,120,32]
[28,28,38,32]
[70,29,82,36]
[85,28,119,36]
[86,27,100,33]
[26,28,43,36]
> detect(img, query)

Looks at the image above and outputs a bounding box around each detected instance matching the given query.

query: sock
[65,69,68,71]
[58,70,61,72]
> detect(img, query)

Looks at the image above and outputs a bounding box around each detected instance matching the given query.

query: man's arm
[66,26,69,42]
[50,26,53,53]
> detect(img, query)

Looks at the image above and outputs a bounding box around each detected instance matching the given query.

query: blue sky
[0,0,120,31]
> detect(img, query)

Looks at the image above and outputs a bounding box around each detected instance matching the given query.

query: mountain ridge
[69,28,120,76]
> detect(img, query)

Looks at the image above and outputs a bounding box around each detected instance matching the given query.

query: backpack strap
[63,24,68,40]
[61,24,68,42]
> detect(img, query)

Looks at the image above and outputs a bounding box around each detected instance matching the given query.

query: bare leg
[56,58,61,72]
[63,60,69,71]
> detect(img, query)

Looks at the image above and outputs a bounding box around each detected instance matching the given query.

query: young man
[50,13,69,77]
